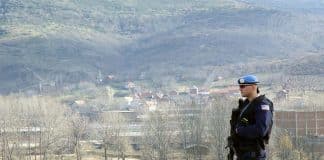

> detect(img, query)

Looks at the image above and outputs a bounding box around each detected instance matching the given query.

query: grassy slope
[0,0,324,93]
[0,0,246,93]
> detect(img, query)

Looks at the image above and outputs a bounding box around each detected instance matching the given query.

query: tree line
[0,94,317,159]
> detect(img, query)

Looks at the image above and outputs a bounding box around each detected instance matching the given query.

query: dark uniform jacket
[235,95,274,153]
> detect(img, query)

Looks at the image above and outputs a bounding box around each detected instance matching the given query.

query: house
[190,86,199,95]
[140,91,154,99]
[209,85,238,95]
[145,100,157,111]
[139,72,146,80]
[155,92,164,99]
[125,82,136,89]
[179,91,189,96]
[213,76,223,82]
[160,94,170,102]
[198,89,210,95]
[276,89,289,100]
[124,96,134,105]
[74,100,86,106]
[102,75,117,84]
[169,90,179,96]
[107,75,115,80]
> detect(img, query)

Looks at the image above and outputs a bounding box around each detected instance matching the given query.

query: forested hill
[0,0,324,93]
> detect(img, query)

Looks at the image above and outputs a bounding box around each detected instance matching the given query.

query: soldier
[229,75,274,160]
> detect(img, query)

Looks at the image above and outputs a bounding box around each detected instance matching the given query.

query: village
[5,71,320,159]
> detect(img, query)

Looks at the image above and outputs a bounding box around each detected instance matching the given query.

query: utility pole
[97,70,103,84]
[295,111,298,142]
[315,110,318,136]
[39,82,42,95]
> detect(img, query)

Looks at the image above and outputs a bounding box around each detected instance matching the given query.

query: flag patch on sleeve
[261,105,270,110]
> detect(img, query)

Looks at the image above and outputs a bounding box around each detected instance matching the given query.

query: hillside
[0,0,324,93]
[0,0,245,92]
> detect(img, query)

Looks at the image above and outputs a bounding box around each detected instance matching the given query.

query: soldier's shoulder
[258,95,272,104]
[257,95,273,111]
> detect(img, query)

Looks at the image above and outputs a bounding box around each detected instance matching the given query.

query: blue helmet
[238,75,259,85]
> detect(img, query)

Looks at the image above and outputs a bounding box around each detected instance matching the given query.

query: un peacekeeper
[234,75,274,160]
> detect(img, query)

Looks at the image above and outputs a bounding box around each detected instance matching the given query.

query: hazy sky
[244,0,324,10]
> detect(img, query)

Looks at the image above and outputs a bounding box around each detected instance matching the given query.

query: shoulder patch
[261,105,270,111]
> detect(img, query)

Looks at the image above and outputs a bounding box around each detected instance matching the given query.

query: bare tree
[0,96,27,159]
[97,111,129,160]
[0,95,72,159]
[31,97,69,160]
[173,98,207,160]
[204,96,233,160]
[270,129,309,160]
[141,110,174,160]
[67,112,88,160]
[0,109,18,159]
